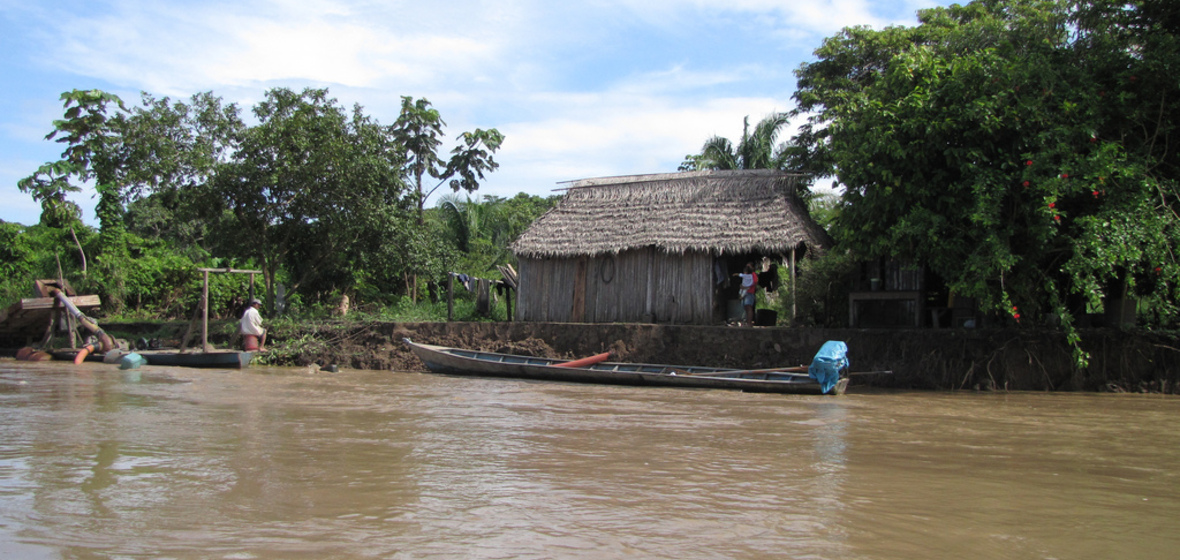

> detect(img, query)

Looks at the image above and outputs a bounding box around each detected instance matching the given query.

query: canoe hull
[52,349,254,369]
[138,350,254,369]
[404,339,846,395]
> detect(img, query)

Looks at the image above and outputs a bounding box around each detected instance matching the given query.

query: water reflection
[0,360,1177,559]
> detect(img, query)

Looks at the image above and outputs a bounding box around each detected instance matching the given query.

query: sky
[0,0,950,227]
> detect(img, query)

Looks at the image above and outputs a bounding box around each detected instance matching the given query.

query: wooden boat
[49,349,105,363]
[51,348,254,369]
[403,339,849,395]
[136,349,254,369]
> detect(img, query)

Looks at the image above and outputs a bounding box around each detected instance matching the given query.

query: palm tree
[436,194,513,269]
[692,112,792,171]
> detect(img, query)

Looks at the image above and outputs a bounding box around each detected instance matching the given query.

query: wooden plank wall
[517,250,715,324]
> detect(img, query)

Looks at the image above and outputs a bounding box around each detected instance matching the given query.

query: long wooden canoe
[136,349,254,369]
[403,339,848,395]
[51,348,254,369]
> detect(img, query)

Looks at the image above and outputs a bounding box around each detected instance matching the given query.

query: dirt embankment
[61,320,1178,393]
[250,321,1180,393]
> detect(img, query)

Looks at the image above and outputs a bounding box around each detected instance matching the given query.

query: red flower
[1054,215,1061,221]
[1093,190,1100,197]
[1026,160,1033,166]
[1023,181,1030,187]
[1061,173,1069,179]
[1048,202,1056,208]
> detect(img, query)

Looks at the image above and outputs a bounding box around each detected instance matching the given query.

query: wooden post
[476,279,490,316]
[645,248,655,322]
[179,267,263,353]
[56,256,77,349]
[572,258,587,322]
[447,273,454,321]
[178,302,203,353]
[201,270,210,353]
[790,247,797,323]
[40,305,59,348]
[506,287,513,322]
[67,311,77,349]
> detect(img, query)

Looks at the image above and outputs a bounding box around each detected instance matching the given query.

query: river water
[0,359,1176,559]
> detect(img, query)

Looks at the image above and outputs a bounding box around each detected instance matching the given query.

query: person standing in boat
[240,298,267,352]
[734,262,758,326]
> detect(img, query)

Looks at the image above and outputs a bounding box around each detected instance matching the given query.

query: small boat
[51,348,254,369]
[136,349,254,369]
[403,338,851,395]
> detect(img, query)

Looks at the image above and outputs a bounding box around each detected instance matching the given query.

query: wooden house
[510,170,832,324]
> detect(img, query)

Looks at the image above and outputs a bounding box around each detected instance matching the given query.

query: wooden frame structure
[179,268,262,353]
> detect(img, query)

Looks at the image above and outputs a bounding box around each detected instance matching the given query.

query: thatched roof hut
[512,169,830,259]
[510,170,831,325]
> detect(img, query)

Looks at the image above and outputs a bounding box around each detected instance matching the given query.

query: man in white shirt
[240,298,267,352]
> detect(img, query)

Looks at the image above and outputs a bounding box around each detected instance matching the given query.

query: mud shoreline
[10,320,1177,393]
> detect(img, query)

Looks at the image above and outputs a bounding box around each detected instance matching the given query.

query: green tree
[119,91,245,252]
[0,221,94,306]
[17,86,512,318]
[435,194,510,274]
[434,192,559,275]
[806,190,843,231]
[18,90,127,237]
[210,88,407,307]
[680,112,792,172]
[16,161,83,229]
[792,0,1180,362]
[392,96,504,223]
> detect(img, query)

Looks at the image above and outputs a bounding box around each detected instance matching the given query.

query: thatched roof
[511,170,832,258]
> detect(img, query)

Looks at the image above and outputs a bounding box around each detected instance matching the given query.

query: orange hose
[74,344,95,365]
[552,352,612,368]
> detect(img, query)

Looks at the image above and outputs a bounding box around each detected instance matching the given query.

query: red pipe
[74,344,96,365]
[552,352,612,368]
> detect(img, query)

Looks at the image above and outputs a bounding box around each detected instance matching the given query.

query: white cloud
[2,0,950,224]
[30,0,513,95]
[445,92,796,206]
[581,0,929,41]
[23,0,925,98]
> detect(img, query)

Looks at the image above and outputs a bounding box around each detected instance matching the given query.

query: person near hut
[240,298,267,352]
[734,263,758,326]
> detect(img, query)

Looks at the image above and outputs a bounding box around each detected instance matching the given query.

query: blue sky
[1,0,949,226]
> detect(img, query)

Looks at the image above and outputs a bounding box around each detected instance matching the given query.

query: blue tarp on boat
[808,341,848,394]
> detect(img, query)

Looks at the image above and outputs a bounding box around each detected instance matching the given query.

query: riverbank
[82,320,1180,393]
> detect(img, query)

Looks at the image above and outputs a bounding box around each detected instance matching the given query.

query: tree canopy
[680,112,794,173]
[11,87,521,318]
[392,96,505,223]
[792,0,1180,357]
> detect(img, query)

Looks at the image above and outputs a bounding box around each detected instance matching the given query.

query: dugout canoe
[51,348,254,369]
[403,339,849,395]
[136,349,254,369]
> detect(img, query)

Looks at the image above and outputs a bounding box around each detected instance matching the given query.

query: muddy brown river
[0,359,1177,559]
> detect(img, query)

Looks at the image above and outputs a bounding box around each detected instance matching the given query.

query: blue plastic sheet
[808,341,849,394]
[119,352,147,370]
